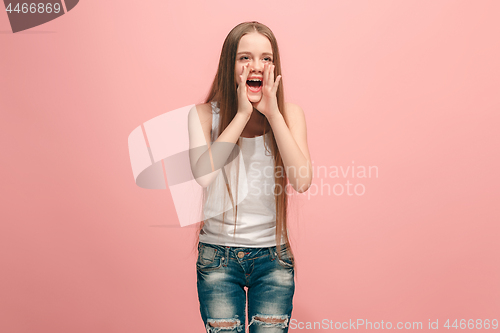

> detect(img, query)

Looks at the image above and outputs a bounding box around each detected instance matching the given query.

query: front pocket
[277,246,294,269]
[196,245,223,272]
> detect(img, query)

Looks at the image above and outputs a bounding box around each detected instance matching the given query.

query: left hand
[252,63,281,119]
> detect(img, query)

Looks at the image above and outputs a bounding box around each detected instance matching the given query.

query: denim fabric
[197,241,295,333]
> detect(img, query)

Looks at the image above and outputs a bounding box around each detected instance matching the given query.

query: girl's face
[234,32,274,104]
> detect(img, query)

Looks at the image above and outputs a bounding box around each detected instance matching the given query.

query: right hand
[236,63,253,119]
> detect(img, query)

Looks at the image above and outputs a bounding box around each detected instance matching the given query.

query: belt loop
[225,247,230,267]
[269,247,276,260]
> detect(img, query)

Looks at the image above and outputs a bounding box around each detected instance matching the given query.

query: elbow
[192,170,220,188]
[293,177,312,194]
[193,178,209,188]
[190,157,217,188]
[295,184,311,194]
[292,164,312,194]
[191,173,211,188]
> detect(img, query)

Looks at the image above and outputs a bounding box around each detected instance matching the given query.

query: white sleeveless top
[198,101,286,247]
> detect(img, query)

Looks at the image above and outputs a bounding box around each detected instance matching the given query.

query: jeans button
[237,251,245,258]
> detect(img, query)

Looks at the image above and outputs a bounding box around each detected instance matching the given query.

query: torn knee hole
[208,320,238,327]
[206,318,242,331]
[249,314,289,328]
[254,316,286,323]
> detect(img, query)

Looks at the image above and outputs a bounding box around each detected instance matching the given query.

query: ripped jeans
[196,242,295,333]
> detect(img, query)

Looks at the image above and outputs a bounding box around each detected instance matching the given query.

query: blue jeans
[196,242,295,333]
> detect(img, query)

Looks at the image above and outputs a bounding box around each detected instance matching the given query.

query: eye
[240,56,250,60]
[264,57,273,62]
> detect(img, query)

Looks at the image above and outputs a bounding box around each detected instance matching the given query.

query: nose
[249,59,264,73]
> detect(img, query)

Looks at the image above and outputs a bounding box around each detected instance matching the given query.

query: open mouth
[246,79,262,93]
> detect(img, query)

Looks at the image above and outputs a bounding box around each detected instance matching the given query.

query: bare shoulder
[190,102,212,128]
[190,102,213,145]
[284,102,305,117]
[195,102,212,121]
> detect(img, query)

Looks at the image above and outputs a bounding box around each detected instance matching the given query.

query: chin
[248,93,262,103]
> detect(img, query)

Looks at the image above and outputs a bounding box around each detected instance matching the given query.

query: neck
[249,108,270,131]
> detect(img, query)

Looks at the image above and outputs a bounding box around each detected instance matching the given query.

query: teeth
[248,79,261,81]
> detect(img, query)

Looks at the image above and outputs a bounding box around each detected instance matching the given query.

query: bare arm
[188,105,250,188]
[188,64,256,187]
[267,103,312,193]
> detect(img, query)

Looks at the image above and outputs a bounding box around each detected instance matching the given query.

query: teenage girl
[188,21,312,333]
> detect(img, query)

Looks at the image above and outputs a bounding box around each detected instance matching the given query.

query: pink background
[1,1,499,332]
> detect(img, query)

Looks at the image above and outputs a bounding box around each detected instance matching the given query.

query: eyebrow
[237,52,273,57]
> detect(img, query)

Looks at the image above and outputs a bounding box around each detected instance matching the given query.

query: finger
[269,64,274,87]
[239,63,249,88]
[262,64,266,89]
[239,64,244,85]
[245,63,251,79]
[265,63,270,88]
[242,63,251,86]
[271,65,275,85]
[241,64,245,84]
[261,63,266,88]
[274,75,281,91]
[245,64,252,95]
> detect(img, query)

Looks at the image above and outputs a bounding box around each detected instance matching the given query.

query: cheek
[235,63,242,75]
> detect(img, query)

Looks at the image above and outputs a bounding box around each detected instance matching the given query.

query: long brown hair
[197,21,295,269]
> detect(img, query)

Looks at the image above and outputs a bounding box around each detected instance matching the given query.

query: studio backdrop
[1,0,499,332]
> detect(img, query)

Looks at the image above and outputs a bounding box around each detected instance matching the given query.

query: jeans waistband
[198,241,281,260]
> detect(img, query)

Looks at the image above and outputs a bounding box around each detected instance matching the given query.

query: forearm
[268,112,312,193]
[193,112,250,187]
